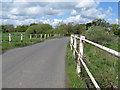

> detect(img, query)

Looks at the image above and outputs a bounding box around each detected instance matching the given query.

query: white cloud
[80,6,113,19]
[63,15,91,24]
[106,18,118,24]
[75,0,98,9]
[10,8,20,15]
[1,1,115,27]
[71,9,77,16]
[26,6,43,15]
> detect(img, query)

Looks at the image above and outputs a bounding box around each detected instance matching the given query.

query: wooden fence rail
[70,34,120,90]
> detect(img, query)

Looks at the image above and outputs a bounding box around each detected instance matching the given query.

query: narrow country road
[2,37,69,88]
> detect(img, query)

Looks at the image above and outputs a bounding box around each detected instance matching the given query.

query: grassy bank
[83,43,119,89]
[66,40,119,89]
[66,42,87,88]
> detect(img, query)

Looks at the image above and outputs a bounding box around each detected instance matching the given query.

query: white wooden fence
[2,33,62,42]
[70,34,120,90]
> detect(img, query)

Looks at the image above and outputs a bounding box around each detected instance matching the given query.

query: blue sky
[0,0,119,27]
[98,2,118,19]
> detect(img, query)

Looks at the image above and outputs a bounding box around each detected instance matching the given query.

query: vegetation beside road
[66,40,119,89]
[83,42,118,89]
[65,19,119,89]
[1,33,65,53]
[66,42,87,88]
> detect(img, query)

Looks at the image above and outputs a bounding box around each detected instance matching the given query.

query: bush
[85,26,112,44]
[26,24,52,34]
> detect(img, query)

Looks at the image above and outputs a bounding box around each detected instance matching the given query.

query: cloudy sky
[0,0,119,27]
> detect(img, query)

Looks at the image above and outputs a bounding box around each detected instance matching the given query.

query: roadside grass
[83,42,119,89]
[66,39,119,89]
[66,42,87,88]
[1,34,65,53]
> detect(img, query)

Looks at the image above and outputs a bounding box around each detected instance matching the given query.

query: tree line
[0,19,120,36]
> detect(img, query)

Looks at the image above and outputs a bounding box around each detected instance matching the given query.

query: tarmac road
[2,37,69,88]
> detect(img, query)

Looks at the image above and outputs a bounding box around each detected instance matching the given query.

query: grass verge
[66,42,87,88]
[1,36,65,53]
[66,41,119,89]
[83,43,119,89]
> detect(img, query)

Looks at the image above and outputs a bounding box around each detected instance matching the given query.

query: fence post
[79,36,85,58]
[40,34,42,39]
[44,34,46,39]
[47,34,49,38]
[9,33,11,42]
[36,34,37,38]
[76,36,85,74]
[21,34,23,41]
[70,35,73,50]
[30,34,32,40]
[73,35,77,57]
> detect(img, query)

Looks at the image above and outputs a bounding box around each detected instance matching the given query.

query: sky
[0,0,119,27]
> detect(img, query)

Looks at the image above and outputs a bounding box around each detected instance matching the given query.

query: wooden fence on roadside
[70,34,120,90]
[1,33,63,42]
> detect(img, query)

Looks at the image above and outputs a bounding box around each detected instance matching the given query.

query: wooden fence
[70,34,120,90]
[1,33,63,42]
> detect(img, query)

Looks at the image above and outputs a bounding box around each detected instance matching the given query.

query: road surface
[2,37,69,88]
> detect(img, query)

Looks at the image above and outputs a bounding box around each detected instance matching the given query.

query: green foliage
[92,19,110,27]
[30,23,38,26]
[73,24,86,34]
[110,24,120,36]
[2,24,15,33]
[26,24,52,34]
[0,25,2,33]
[15,25,29,32]
[55,24,68,34]
[85,26,112,44]
[86,19,110,30]
[113,29,120,36]
[84,43,118,88]
[55,23,86,34]
[46,29,56,34]
[65,23,74,34]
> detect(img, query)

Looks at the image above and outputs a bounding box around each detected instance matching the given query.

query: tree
[0,25,2,33]
[30,23,38,26]
[85,26,112,44]
[86,23,92,30]
[46,29,56,34]
[55,24,68,34]
[2,24,14,32]
[26,24,53,34]
[66,23,74,34]
[91,19,110,27]
[73,24,86,34]
[16,25,29,32]
[86,19,110,30]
